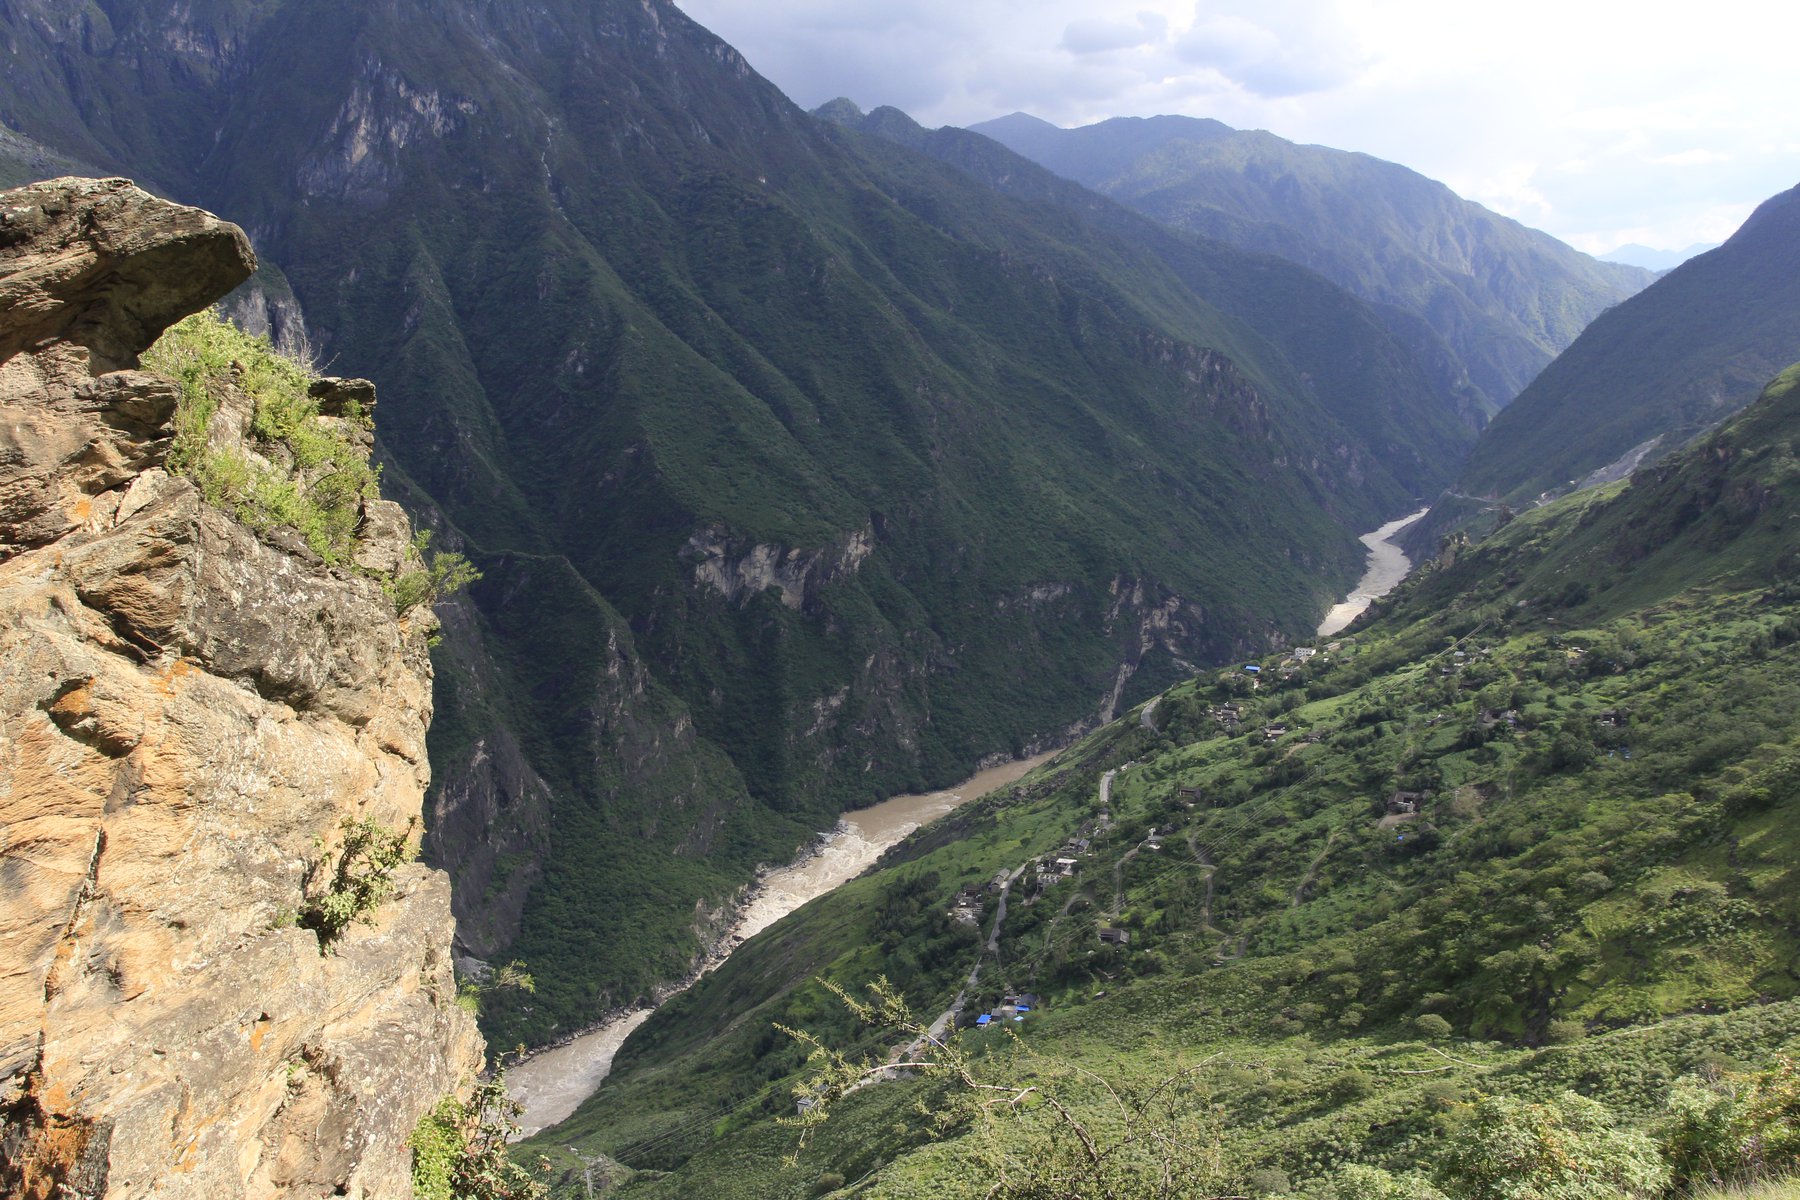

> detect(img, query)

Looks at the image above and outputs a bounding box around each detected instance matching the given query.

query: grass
[143,309,379,564]
[1690,1182,1800,1200]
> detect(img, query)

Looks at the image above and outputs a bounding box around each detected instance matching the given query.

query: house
[1054,857,1079,877]
[1145,835,1164,851]
[1292,647,1317,661]
[1386,790,1425,815]
[975,1014,992,1027]
[1242,664,1262,674]
[1098,927,1131,946]
[1262,724,1288,739]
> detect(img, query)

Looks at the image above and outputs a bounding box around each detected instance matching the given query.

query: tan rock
[0,179,480,1198]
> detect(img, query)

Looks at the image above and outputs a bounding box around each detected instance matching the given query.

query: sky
[673,0,1800,256]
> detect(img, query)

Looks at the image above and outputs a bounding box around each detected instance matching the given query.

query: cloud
[1061,12,1168,56]
[1165,0,1371,98]
[672,0,1800,251]
[1651,149,1734,167]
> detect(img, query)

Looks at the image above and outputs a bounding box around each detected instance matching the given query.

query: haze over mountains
[1600,242,1720,272]
[1428,180,1800,529]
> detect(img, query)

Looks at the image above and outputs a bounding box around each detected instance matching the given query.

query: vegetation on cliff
[145,310,380,564]
[0,177,482,1199]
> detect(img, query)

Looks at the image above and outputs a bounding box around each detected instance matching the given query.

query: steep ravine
[0,179,480,1197]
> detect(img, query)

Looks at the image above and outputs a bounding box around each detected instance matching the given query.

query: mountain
[1600,241,1719,272]
[1449,181,1800,511]
[970,111,1653,408]
[532,361,1800,1197]
[0,0,1478,1046]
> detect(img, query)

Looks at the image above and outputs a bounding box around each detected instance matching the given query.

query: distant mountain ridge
[969,111,1653,408]
[1446,179,1800,512]
[817,100,1491,453]
[1600,242,1719,272]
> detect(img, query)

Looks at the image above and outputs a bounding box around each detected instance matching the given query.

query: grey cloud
[1171,0,1366,98]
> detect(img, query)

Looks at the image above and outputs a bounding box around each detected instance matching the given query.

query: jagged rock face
[0,179,480,1197]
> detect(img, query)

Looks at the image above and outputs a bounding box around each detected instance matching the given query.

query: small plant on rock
[410,1069,548,1200]
[299,816,415,945]
[388,529,482,616]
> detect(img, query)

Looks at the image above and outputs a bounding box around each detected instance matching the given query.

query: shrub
[388,529,482,616]
[1415,1013,1454,1038]
[1664,1056,1800,1188]
[1311,1164,1447,1200]
[299,817,415,945]
[144,310,379,564]
[1438,1092,1669,1199]
[411,1072,547,1200]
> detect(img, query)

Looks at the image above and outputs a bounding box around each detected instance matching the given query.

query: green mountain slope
[970,111,1652,408]
[538,365,1800,1197]
[0,0,1476,1044]
[1451,181,1800,508]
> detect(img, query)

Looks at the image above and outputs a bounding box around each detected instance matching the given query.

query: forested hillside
[535,364,1800,1198]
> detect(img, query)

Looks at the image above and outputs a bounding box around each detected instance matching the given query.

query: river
[1315,508,1429,637]
[504,751,1056,1136]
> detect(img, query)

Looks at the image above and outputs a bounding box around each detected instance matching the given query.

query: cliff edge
[0,178,481,1197]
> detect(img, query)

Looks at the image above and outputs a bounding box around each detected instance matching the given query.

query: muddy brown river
[1316,508,1429,637]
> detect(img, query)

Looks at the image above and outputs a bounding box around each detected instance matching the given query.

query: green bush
[1438,1092,1669,1199]
[1415,1013,1455,1038]
[1310,1164,1447,1200]
[299,817,415,945]
[387,529,482,616]
[1664,1057,1800,1188]
[410,1072,547,1200]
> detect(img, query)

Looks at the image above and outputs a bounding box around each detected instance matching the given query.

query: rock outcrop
[0,179,481,1197]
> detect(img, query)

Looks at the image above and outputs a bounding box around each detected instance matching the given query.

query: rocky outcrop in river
[0,178,480,1197]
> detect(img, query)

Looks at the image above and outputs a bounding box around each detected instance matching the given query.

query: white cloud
[1062,12,1168,55]
[673,0,1800,251]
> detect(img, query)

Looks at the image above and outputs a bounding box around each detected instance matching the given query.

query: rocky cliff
[0,178,481,1198]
